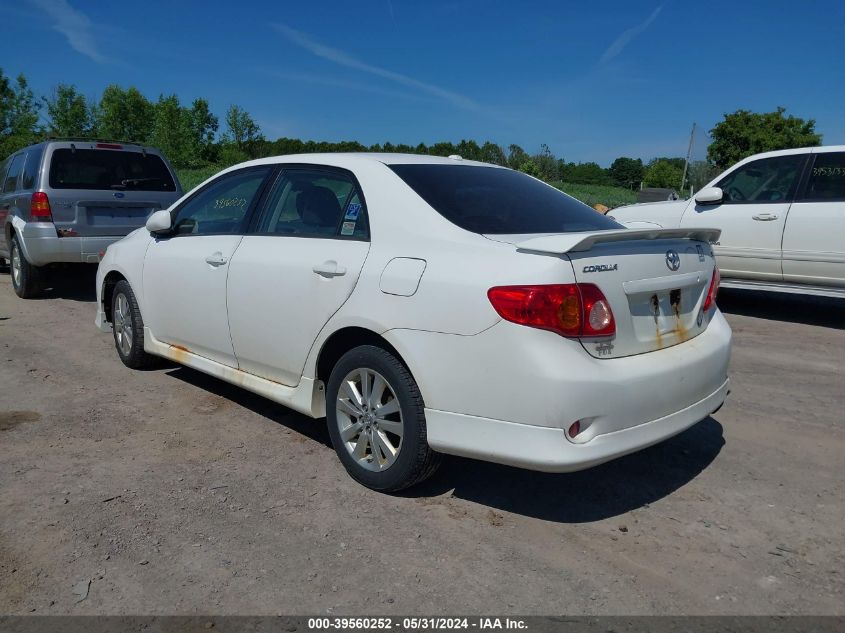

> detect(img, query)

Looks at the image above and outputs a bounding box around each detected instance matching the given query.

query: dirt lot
[0,267,843,615]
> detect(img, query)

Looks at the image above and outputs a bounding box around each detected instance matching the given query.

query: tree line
[1,67,822,192]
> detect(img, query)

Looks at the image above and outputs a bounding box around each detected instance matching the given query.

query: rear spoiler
[515,228,721,255]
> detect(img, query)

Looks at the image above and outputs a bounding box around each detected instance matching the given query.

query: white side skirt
[143,328,325,418]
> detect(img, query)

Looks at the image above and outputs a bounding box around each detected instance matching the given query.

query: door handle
[205,252,228,267]
[752,213,779,221]
[312,260,347,278]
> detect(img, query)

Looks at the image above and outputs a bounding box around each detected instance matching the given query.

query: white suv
[611,146,845,298]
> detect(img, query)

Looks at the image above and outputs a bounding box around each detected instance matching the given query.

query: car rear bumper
[424,377,729,472]
[383,308,731,471]
[19,222,122,266]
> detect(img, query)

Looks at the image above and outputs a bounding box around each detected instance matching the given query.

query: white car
[611,146,845,298]
[95,154,731,491]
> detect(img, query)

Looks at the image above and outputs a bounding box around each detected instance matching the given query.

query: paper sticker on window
[344,203,362,220]
[341,221,356,236]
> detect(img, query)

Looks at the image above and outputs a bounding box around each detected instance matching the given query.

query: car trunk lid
[492,228,720,359]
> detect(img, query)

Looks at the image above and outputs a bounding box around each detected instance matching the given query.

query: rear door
[679,153,807,281]
[227,166,370,386]
[45,144,181,237]
[782,150,845,288]
[142,166,272,367]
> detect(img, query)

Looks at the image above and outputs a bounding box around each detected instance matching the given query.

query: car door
[227,166,371,386]
[679,153,807,281]
[142,166,273,366]
[1,153,26,255]
[782,150,845,288]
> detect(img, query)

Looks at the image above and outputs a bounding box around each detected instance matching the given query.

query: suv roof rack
[45,136,145,146]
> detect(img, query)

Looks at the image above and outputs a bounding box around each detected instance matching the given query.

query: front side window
[254,168,368,239]
[49,148,176,192]
[172,167,270,236]
[389,164,621,234]
[800,152,845,201]
[716,155,805,203]
[3,154,25,193]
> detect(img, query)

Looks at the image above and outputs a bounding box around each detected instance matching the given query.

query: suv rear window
[49,148,176,192]
[389,164,621,234]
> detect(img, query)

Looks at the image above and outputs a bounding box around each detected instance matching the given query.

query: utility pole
[680,122,696,193]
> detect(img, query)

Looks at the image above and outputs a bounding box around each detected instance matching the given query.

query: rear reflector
[487,283,615,338]
[568,420,581,438]
[95,142,123,150]
[30,192,53,221]
[703,267,720,311]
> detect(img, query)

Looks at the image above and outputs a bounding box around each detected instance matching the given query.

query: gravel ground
[0,266,843,615]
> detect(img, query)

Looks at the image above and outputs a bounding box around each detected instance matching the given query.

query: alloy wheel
[11,242,21,288]
[335,368,404,472]
[113,293,133,356]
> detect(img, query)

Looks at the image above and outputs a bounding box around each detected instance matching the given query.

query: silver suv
[1,139,182,298]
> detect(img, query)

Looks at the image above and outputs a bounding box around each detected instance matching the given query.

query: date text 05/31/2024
[307,617,528,630]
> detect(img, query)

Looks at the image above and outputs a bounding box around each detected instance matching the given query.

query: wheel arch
[101,270,128,323]
[315,326,418,393]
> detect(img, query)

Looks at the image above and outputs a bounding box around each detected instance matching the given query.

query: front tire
[326,345,441,492]
[10,234,43,298]
[111,280,155,369]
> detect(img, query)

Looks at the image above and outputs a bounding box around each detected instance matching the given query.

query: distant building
[637,187,680,203]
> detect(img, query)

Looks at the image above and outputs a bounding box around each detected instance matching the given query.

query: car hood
[608,199,690,228]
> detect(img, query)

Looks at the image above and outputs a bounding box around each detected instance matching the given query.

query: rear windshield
[49,148,177,192]
[389,164,621,234]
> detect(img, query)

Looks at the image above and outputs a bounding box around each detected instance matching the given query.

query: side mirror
[146,209,172,234]
[695,187,723,205]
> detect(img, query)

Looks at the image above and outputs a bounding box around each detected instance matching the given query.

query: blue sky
[3,0,843,165]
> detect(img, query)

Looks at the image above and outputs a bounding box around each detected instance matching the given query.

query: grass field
[550,181,637,209]
[175,167,638,210]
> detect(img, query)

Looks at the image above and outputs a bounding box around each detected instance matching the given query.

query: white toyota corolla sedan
[95,153,731,491]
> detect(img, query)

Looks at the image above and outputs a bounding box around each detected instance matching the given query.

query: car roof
[233,152,504,171]
[737,145,845,161]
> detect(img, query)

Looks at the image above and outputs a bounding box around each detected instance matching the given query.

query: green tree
[221,104,263,162]
[0,71,41,157]
[43,84,95,137]
[150,94,194,167]
[561,161,611,185]
[643,159,683,189]
[507,144,529,170]
[187,98,219,163]
[518,159,541,178]
[708,107,822,170]
[608,157,644,189]
[532,144,560,181]
[479,141,506,166]
[98,85,154,142]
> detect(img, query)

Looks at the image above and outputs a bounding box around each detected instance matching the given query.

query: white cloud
[29,0,108,64]
[270,23,480,111]
[600,5,663,64]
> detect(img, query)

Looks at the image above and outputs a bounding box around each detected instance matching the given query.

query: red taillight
[703,267,720,312]
[30,192,53,221]
[95,143,123,150]
[487,283,615,338]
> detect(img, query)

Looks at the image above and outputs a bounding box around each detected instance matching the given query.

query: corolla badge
[113,192,125,198]
[665,249,681,271]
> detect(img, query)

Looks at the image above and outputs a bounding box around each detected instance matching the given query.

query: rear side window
[254,168,369,239]
[389,164,620,234]
[801,152,845,201]
[3,154,25,193]
[21,147,43,190]
[48,148,176,192]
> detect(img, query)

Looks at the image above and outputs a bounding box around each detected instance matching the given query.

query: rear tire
[10,234,43,298]
[326,345,441,492]
[112,280,155,369]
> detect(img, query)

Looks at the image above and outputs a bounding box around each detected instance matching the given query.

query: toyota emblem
[665,249,681,271]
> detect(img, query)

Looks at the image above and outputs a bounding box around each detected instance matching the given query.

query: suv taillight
[30,192,53,221]
[487,283,615,338]
[703,267,720,312]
